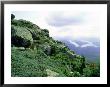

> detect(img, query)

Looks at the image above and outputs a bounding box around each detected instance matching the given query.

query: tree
[41,29,49,37]
[83,63,100,77]
[80,56,86,74]
[11,14,15,20]
[83,67,92,77]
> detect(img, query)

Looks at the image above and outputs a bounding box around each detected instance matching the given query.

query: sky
[11,4,105,40]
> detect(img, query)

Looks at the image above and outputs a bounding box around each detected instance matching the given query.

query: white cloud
[80,40,98,48]
[69,40,98,48]
[46,12,85,27]
[69,40,80,47]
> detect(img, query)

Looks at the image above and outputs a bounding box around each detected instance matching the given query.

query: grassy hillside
[11,14,100,77]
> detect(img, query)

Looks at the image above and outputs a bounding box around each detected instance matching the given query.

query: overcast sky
[12,4,105,40]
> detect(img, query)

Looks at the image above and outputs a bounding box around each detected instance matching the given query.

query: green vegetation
[11,14,100,77]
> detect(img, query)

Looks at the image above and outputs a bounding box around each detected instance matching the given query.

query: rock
[27,29,41,40]
[12,47,25,51]
[11,25,33,48]
[45,46,51,55]
[46,69,59,77]
[41,44,51,55]
[18,47,25,50]
[11,19,41,40]
[70,72,73,74]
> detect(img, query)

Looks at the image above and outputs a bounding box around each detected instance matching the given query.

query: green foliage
[41,29,49,37]
[83,64,100,77]
[70,56,85,74]
[83,67,93,77]
[11,47,48,77]
[12,19,40,29]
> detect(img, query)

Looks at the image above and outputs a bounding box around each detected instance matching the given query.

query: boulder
[12,47,25,51]
[11,25,33,48]
[40,43,51,55]
[46,69,59,77]
[44,45,51,55]
[27,28,41,40]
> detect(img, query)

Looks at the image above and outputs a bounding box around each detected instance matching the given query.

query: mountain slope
[11,14,100,77]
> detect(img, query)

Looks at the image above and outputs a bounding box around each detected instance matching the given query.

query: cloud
[69,40,98,48]
[80,40,98,48]
[69,40,80,47]
[46,12,85,27]
[45,11,100,39]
